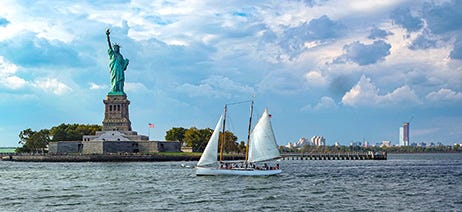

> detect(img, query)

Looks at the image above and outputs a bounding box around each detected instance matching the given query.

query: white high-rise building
[399,127,404,146]
[311,136,326,146]
[399,122,410,146]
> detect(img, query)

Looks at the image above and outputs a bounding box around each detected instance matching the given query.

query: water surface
[1,153,461,211]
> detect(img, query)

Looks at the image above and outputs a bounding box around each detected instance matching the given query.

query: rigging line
[225,100,251,106]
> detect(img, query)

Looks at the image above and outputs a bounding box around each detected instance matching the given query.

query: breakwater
[282,152,387,160]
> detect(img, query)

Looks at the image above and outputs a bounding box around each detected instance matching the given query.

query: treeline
[17,123,101,153]
[16,124,245,154]
[165,127,245,153]
[280,145,462,154]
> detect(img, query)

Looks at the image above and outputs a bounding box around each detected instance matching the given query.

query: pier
[282,152,387,160]
[1,152,386,162]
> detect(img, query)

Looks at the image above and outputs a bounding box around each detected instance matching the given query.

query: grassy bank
[0,148,16,153]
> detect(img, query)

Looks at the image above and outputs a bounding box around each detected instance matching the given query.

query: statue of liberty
[106,28,129,95]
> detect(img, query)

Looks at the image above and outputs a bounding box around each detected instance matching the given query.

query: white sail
[247,108,281,163]
[197,115,223,167]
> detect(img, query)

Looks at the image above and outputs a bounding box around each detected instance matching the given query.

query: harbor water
[0,153,461,211]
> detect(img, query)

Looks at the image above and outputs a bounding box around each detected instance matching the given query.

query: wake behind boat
[196,100,281,176]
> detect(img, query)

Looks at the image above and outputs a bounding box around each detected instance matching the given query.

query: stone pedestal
[102,94,132,131]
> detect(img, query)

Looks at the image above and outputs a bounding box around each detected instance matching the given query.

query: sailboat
[196,101,281,176]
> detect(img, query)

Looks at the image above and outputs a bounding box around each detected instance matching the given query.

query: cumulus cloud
[125,82,148,92]
[32,78,72,95]
[89,82,107,90]
[0,56,27,89]
[0,33,85,67]
[450,39,462,60]
[422,0,462,35]
[304,70,327,87]
[3,76,27,89]
[368,27,393,40]
[390,7,423,32]
[426,88,462,102]
[409,32,437,50]
[301,96,337,112]
[334,40,391,65]
[0,56,18,75]
[342,75,421,107]
[280,15,345,56]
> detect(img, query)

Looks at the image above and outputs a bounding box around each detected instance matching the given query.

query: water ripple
[0,154,461,211]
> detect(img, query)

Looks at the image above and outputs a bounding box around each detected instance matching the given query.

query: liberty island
[43,29,180,155]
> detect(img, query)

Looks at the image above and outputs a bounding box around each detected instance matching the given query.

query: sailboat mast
[220,104,227,162]
[245,98,254,162]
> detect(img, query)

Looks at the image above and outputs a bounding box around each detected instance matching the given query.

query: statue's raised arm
[106,28,113,51]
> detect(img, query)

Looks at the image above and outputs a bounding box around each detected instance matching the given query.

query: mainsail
[247,108,280,163]
[197,115,223,167]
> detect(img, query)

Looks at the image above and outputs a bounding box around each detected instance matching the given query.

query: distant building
[380,140,392,147]
[350,142,361,147]
[399,122,410,146]
[285,136,328,149]
[311,136,326,146]
[285,137,312,149]
[399,127,404,146]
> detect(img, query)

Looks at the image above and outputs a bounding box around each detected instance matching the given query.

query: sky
[0,0,461,147]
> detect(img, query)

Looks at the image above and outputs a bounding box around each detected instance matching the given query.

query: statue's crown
[113,43,121,47]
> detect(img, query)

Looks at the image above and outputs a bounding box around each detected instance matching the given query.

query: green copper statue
[106,28,129,95]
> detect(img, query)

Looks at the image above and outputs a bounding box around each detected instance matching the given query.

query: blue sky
[0,0,461,147]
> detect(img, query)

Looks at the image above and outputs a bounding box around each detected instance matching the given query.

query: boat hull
[196,167,281,176]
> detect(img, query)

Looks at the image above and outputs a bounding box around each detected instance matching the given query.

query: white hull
[196,167,281,176]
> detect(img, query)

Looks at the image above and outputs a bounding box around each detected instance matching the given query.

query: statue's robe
[108,48,129,94]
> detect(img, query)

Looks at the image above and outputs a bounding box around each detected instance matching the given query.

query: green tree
[49,123,101,141]
[183,127,213,152]
[219,131,239,153]
[238,141,246,154]
[165,127,187,145]
[17,128,50,153]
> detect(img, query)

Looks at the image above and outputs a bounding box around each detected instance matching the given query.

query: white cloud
[342,75,421,107]
[4,76,26,89]
[301,96,337,112]
[125,82,148,92]
[426,88,462,102]
[32,78,72,95]
[0,2,76,43]
[304,70,327,87]
[89,82,107,90]
[0,56,27,89]
[0,56,17,75]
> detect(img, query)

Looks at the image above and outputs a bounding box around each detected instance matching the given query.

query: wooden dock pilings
[281,152,387,160]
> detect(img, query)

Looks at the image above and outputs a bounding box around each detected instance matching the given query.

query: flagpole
[148,123,154,141]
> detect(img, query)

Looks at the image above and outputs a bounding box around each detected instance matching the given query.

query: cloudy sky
[0,0,461,147]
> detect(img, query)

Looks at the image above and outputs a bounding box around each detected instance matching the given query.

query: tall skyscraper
[403,122,410,146]
[399,122,410,146]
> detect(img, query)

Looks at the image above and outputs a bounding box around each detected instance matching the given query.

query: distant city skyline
[0,1,461,147]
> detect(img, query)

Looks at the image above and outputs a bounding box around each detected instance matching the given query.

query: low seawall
[2,152,387,162]
[4,154,245,162]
